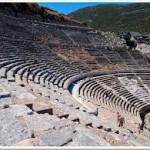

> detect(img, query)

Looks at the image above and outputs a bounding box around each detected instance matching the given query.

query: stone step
[0,91,11,98]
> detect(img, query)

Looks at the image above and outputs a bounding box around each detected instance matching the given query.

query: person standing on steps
[138,122,144,135]
[119,116,125,127]
[116,112,121,125]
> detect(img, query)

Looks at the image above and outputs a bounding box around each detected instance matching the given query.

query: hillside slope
[69,3,150,32]
[0,3,81,25]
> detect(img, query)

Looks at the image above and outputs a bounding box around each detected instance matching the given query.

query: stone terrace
[0,12,150,146]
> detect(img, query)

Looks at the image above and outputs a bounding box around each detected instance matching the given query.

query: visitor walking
[138,124,142,135]
[116,112,121,123]
[138,122,144,135]
[119,116,125,127]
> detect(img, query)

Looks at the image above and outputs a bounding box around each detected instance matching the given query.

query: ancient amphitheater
[0,9,150,147]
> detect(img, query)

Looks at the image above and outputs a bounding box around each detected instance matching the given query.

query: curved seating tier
[71,71,150,123]
[0,39,90,91]
[0,10,150,127]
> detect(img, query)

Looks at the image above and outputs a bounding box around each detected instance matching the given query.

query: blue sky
[38,3,131,15]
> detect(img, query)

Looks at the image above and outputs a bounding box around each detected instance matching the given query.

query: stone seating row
[76,73,150,121]
[95,75,149,106]
[78,79,139,117]
[0,52,82,90]
[0,12,126,48]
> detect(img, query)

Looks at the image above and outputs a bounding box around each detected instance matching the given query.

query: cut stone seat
[87,84,101,100]
[111,97,128,112]
[29,66,52,81]
[79,81,93,98]
[53,74,69,85]
[83,79,97,88]
[0,57,15,62]
[91,84,104,97]
[0,61,24,78]
[84,83,97,100]
[22,66,40,81]
[54,72,78,87]
[124,94,142,103]
[49,69,74,85]
[44,71,60,88]
[91,89,105,105]
[48,72,58,84]
[119,99,135,114]
[111,96,124,111]
[50,81,62,91]
[15,64,41,84]
[113,87,130,94]
[128,98,146,109]
[127,105,138,116]
[0,57,8,61]
[17,63,37,76]
[117,90,134,98]
[47,82,56,90]
[22,63,47,80]
[0,58,22,69]
[84,82,99,92]
[18,60,46,75]
[98,89,113,103]
[92,86,104,105]
[0,91,11,99]
[0,56,19,61]
[0,52,16,56]
[40,72,50,87]
[133,101,147,109]
[38,68,58,83]
[59,73,79,88]
[34,69,51,84]
[6,62,35,81]
[48,72,75,90]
